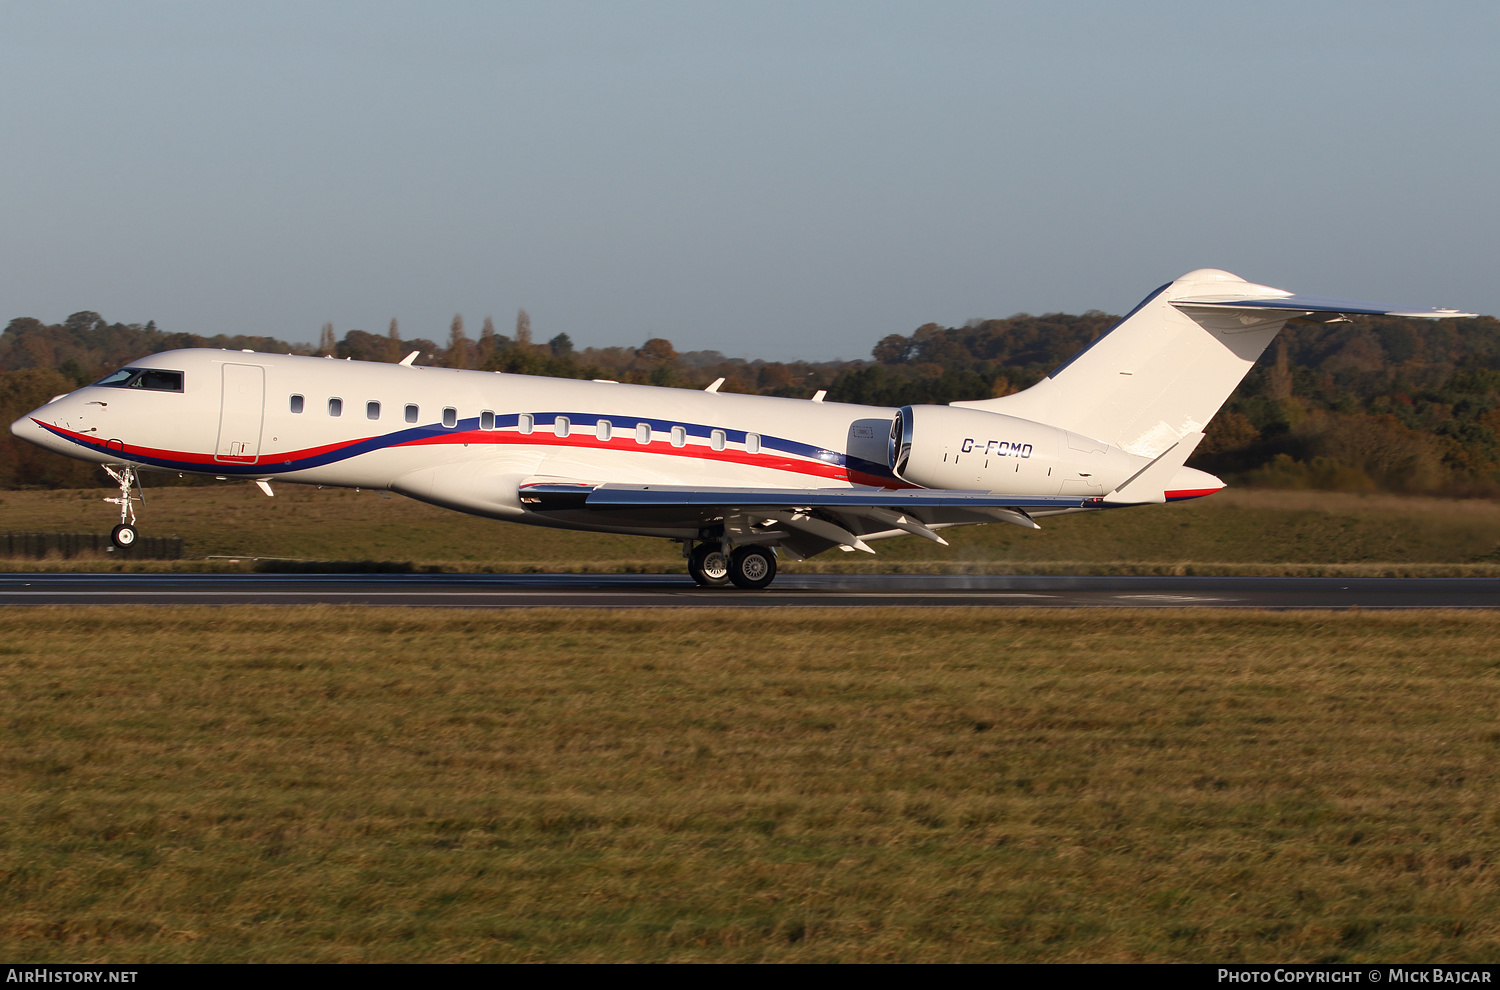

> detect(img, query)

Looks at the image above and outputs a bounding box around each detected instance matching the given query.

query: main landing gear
[102,464,143,549]
[686,542,777,590]
[688,544,731,588]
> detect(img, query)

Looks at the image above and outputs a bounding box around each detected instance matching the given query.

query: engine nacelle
[889,404,1146,497]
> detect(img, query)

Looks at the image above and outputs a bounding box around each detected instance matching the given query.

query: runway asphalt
[0,573,1496,608]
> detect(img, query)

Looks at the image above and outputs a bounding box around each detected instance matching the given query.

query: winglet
[1103,432,1207,504]
[399,351,419,366]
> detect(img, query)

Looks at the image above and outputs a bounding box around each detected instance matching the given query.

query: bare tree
[515,308,532,348]
[319,322,336,356]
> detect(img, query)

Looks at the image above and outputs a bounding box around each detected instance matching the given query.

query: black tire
[110,523,138,549]
[688,544,732,587]
[728,546,777,590]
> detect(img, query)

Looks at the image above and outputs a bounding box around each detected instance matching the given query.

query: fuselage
[10,347,1209,541]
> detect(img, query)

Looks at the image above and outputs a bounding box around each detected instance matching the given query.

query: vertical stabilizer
[953,269,1294,458]
[953,269,1472,458]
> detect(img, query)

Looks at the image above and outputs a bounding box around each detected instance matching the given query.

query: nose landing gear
[102,464,143,549]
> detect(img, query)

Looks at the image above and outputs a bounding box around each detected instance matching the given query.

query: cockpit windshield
[92,368,185,392]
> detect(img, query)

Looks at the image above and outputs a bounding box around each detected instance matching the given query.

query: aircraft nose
[11,407,63,451]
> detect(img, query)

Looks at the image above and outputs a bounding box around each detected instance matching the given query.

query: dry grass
[1,608,1497,962]
[0,485,1498,574]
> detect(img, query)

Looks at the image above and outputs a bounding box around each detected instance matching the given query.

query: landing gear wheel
[688,544,731,587]
[110,523,138,549]
[728,546,777,590]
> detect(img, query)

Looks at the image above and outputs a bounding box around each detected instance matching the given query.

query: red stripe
[40,418,914,489]
[39,420,375,467]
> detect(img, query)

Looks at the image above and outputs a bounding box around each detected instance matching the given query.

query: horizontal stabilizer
[1172,293,1475,319]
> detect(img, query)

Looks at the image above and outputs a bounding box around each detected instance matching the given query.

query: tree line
[3,306,1499,495]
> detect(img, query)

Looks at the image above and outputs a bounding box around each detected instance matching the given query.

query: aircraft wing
[586,484,1097,510]
[519,482,1102,556]
[522,481,1097,512]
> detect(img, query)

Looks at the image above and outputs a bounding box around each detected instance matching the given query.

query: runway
[0,572,1496,608]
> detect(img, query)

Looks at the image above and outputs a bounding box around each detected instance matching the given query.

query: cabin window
[636,423,651,445]
[746,433,760,454]
[328,397,343,417]
[671,426,686,448]
[596,420,612,441]
[519,413,534,435]
[442,406,457,428]
[555,416,570,437]
[289,394,304,414]
[367,401,380,421]
[480,410,495,431]
[711,429,726,451]
[404,404,419,424]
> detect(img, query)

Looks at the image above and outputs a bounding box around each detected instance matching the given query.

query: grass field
[2,484,1499,574]
[2,608,1497,962]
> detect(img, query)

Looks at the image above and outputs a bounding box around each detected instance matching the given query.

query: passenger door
[216,364,265,463]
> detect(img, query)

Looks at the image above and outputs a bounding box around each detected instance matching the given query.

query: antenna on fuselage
[399,351,419,367]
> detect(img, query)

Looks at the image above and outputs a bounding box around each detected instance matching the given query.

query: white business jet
[9,270,1473,589]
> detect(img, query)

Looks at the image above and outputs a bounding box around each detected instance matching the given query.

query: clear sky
[1,1,1495,360]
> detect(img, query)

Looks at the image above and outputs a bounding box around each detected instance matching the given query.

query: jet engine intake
[889,404,1144,497]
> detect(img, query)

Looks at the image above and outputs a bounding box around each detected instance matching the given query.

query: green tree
[447,314,469,369]
[478,316,497,365]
